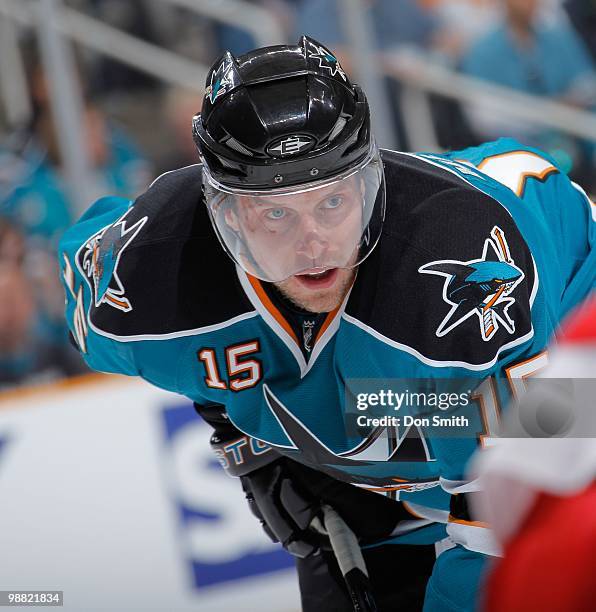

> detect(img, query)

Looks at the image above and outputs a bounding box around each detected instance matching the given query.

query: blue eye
[265,208,286,220]
[323,196,343,209]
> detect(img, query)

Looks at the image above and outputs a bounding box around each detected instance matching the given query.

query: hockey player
[471,295,596,612]
[60,37,595,611]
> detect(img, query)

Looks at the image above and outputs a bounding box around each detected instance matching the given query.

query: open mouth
[294,268,339,289]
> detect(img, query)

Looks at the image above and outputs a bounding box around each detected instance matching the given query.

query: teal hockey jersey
[60,139,595,554]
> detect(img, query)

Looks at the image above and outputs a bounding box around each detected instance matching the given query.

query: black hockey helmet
[194,36,385,283]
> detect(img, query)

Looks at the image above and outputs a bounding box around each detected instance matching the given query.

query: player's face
[227,178,364,311]
[274,254,358,313]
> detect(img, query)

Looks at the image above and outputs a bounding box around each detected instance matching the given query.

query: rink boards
[0,375,299,612]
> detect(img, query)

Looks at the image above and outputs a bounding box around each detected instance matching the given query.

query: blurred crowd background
[0,0,594,390]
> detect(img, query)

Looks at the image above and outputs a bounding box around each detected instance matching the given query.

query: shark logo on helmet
[419,226,524,341]
[205,57,235,105]
[307,42,347,81]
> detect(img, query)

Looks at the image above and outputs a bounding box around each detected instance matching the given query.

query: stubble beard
[274,267,357,313]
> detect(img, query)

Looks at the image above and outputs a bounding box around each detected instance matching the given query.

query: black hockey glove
[194,403,322,559]
[240,459,323,558]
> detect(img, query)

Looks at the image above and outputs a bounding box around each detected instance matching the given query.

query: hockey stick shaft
[320,505,378,612]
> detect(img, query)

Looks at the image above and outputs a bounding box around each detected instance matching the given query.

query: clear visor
[202,144,385,282]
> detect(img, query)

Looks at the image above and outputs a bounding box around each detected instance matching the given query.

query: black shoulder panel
[346,151,535,365]
[82,165,253,337]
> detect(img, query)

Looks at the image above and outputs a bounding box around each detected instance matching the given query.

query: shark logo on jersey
[81,209,147,312]
[419,226,524,341]
[205,56,234,105]
[262,384,439,493]
[307,42,347,81]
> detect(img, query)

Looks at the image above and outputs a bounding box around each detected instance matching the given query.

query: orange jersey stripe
[247,275,300,347]
[505,350,548,377]
[448,515,490,529]
[314,275,356,343]
[315,306,340,344]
